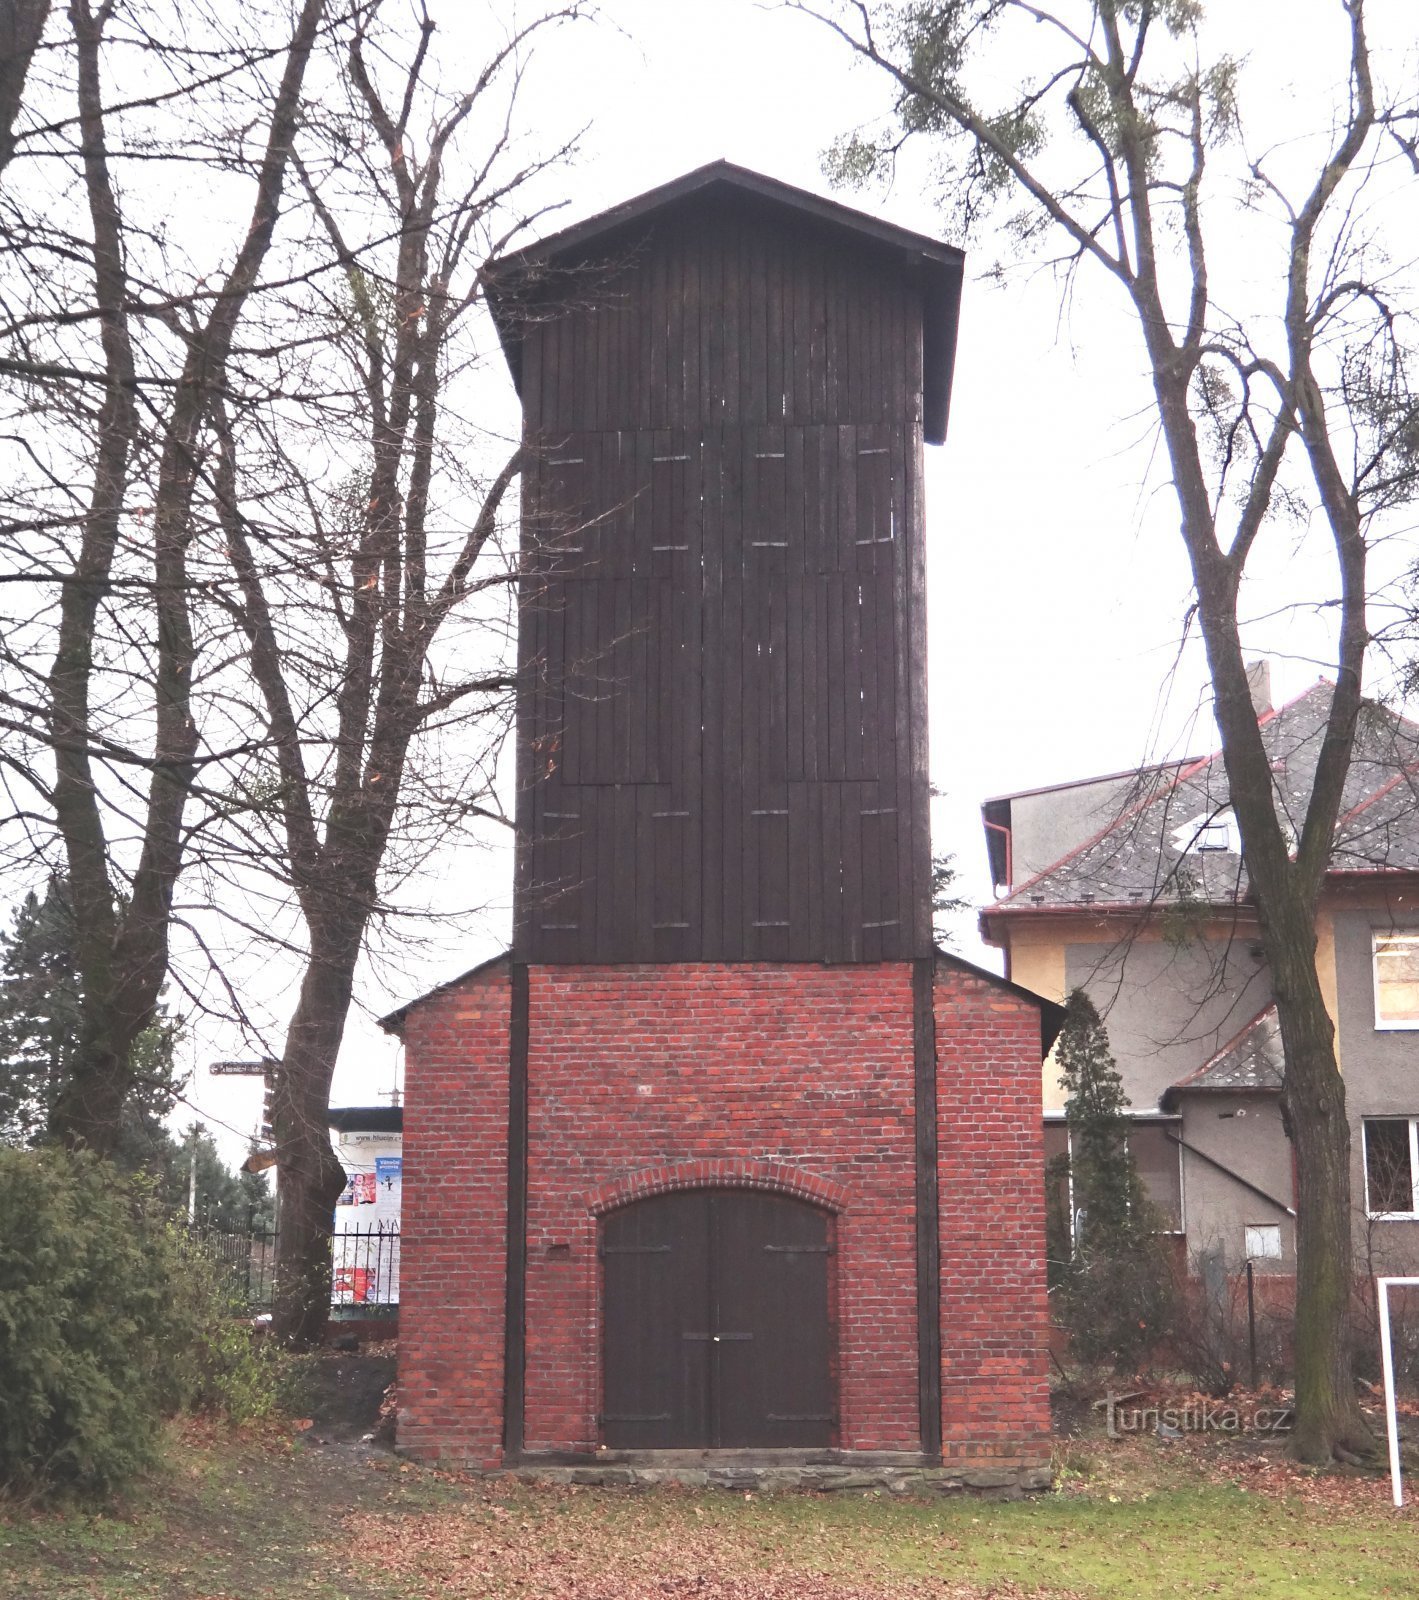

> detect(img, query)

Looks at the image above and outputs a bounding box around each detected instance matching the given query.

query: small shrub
[167,1239,292,1424]
[0,1147,287,1499]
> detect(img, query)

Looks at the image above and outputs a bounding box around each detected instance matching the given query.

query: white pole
[1379,1278,1403,1508]
[1376,1276,1419,1508]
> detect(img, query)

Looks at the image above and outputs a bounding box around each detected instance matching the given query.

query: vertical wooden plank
[679,221,698,430]
[783,425,805,782]
[594,572,617,781]
[756,794,790,962]
[844,248,864,424]
[723,212,742,426]
[610,780,636,959]
[698,426,723,957]
[744,219,766,425]
[841,784,859,964]
[742,567,762,960]
[522,322,544,439]
[787,780,812,962]
[647,230,667,431]
[809,233,828,425]
[613,576,632,780]
[891,272,928,958]
[723,429,746,959]
[590,784,614,961]
[826,575,845,782]
[823,247,842,424]
[765,223,785,424]
[826,780,848,962]
[701,217,724,426]
[789,226,811,426]
[569,299,590,432]
[906,277,932,952]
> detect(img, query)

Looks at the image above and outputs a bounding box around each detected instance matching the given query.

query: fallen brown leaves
[342,1488,1074,1600]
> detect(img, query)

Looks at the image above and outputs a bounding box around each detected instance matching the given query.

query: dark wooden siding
[514,197,933,963]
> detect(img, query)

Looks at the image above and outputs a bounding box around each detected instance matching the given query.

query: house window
[1363,1118,1419,1218]
[1196,815,1233,852]
[1244,1223,1282,1260]
[1169,808,1238,857]
[1373,932,1419,1029]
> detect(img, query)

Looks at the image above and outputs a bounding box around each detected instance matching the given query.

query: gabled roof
[379,944,1063,1054]
[378,949,510,1035]
[986,683,1419,916]
[934,945,1065,1054]
[1160,1006,1284,1110]
[484,160,965,445]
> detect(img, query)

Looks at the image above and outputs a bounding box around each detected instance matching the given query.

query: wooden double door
[600,1188,834,1449]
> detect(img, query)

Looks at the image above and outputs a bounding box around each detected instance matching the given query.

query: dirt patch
[291,1349,397,1448]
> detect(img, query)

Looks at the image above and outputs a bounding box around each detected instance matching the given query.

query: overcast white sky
[185,0,1419,1160]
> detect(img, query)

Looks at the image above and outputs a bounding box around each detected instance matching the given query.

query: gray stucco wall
[1010,774,1154,885]
[1176,1092,1293,1271]
[1065,935,1274,1111]
[1333,908,1419,1272]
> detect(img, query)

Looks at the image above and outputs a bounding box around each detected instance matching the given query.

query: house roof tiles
[991,683,1419,914]
[1161,1006,1284,1108]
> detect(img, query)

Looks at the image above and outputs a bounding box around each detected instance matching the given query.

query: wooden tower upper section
[488,162,964,966]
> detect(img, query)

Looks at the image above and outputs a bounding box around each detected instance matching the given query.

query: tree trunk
[271,922,363,1349]
[50,1031,135,1152]
[1264,896,1368,1460]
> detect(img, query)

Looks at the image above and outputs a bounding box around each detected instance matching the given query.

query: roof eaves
[491,159,966,274]
[484,161,966,446]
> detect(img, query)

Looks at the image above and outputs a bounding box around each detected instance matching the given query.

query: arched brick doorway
[600,1187,834,1449]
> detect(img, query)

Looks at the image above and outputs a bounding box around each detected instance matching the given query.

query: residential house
[980,666,1419,1280]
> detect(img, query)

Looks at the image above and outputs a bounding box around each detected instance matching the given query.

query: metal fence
[188,1220,400,1315]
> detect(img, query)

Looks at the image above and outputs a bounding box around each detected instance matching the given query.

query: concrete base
[467,1449,1051,1498]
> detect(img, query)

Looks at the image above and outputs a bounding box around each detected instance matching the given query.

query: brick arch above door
[587,1158,848,1216]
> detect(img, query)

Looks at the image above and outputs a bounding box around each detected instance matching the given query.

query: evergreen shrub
[0,1147,283,1499]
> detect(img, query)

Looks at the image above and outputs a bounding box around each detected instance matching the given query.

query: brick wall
[396,959,511,1465]
[523,962,920,1454]
[935,961,1052,1464]
[395,955,1051,1469]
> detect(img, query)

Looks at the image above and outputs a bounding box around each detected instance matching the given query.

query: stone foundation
[426,1450,1052,1499]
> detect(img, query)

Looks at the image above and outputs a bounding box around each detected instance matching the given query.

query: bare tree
[800,0,1418,1460]
[0,0,328,1151]
[210,0,585,1347]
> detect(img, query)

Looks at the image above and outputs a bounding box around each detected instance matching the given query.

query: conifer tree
[1056,988,1147,1246]
[1053,988,1175,1369]
[0,876,179,1161]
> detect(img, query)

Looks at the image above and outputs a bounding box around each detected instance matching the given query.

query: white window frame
[1244,1222,1283,1260]
[1363,1116,1419,1220]
[1169,808,1238,857]
[1372,930,1419,1031]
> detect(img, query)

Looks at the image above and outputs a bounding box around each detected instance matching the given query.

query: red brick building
[384,164,1057,1487]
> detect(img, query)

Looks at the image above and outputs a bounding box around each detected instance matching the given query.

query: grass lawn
[2,1425,1417,1600]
